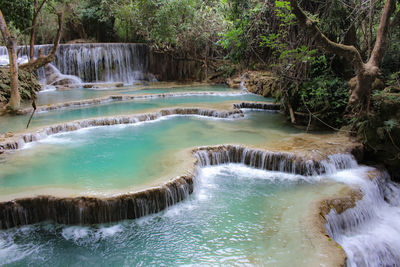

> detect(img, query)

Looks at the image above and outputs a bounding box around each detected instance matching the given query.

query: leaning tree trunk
[0,9,21,111]
[289,0,396,112]
[6,38,20,110]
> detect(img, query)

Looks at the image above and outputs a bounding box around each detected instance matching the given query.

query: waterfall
[0,143,358,229]
[194,145,358,176]
[0,43,155,84]
[233,102,280,111]
[325,168,400,266]
[0,175,193,229]
[239,75,247,91]
[43,63,82,90]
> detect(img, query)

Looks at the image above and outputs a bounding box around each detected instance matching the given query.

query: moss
[356,91,400,181]
[0,67,42,105]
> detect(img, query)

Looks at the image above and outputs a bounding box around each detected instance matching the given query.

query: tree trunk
[0,9,21,111]
[289,0,396,111]
[6,38,20,110]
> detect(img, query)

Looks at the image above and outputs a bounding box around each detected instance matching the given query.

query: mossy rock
[360,91,400,181]
[244,71,280,97]
[0,67,41,105]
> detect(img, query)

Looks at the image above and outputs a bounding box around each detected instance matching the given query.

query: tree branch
[0,9,21,110]
[289,0,364,73]
[368,0,396,67]
[0,9,11,41]
[29,0,48,61]
[20,12,63,72]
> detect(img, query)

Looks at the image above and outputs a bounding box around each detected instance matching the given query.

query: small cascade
[0,175,193,229]
[18,91,246,114]
[0,142,359,229]
[0,43,155,84]
[233,102,280,111]
[325,169,400,266]
[43,63,82,90]
[239,75,248,91]
[194,145,358,176]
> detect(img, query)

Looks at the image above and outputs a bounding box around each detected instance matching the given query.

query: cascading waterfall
[194,145,358,176]
[0,144,358,229]
[0,175,193,229]
[196,146,400,265]
[325,168,400,266]
[1,133,399,265]
[43,63,82,90]
[0,43,156,84]
[239,75,247,91]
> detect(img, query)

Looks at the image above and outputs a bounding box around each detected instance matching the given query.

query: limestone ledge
[17,91,248,115]
[0,144,362,227]
[0,107,243,151]
[0,142,370,267]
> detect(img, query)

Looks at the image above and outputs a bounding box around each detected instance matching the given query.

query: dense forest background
[1,0,400,178]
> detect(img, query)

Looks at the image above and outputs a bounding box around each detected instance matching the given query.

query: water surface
[0,165,345,266]
[1,93,271,134]
[36,85,235,105]
[0,112,298,198]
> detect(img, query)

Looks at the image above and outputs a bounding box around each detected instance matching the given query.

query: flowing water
[0,92,270,134]
[0,111,297,199]
[0,165,349,266]
[36,85,234,105]
[1,43,400,264]
[325,168,400,266]
[0,44,151,84]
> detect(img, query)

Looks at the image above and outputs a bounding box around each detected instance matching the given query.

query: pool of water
[1,83,396,266]
[36,85,234,105]
[1,93,270,134]
[0,165,345,266]
[0,112,298,198]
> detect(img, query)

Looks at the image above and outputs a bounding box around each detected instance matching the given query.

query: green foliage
[218,0,272,63]
[0,0,33,32]
[0,68,41,104]
[76,0,116,42]
[109,0,225,55]
[290,56,350,128]
[274,0,295,25]
[387,71,400,88]
[216,63,236,78]
[259,0,317,74]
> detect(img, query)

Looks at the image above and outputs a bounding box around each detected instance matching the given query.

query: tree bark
[21,12,63,73]
[289,0,396,110]
[0,9,21,111]
[29,0,48,62]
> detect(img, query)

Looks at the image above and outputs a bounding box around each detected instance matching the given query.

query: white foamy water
[0,161,399,266]
[325,167,400,266]
[0,44,155,84]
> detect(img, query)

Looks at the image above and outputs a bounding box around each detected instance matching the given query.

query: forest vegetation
[0,0,399,178]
